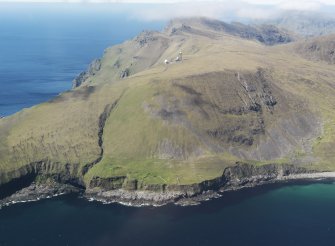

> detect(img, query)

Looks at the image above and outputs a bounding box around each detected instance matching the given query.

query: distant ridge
[73,17,294,88]
[268,11,335,37]
[165,17,294,45]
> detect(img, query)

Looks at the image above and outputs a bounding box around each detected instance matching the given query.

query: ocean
[2,182,335,246]
[1,4,335,246]
[0,3,164,116]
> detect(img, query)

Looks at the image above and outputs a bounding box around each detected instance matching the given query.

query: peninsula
[1,17,335,206]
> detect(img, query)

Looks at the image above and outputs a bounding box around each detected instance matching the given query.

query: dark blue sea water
[0,3,164,116]
[2,182,335,246]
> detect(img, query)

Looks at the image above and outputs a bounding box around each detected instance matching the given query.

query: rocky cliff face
[84,163,313,206]
[294,34,335,64]
[72,59,101,88]
[0,160,314,207]
[0,160,83,202]
[166,17,294,45]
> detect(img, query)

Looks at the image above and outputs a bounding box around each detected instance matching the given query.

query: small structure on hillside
[164,51,183,65]
[175,51,183,62]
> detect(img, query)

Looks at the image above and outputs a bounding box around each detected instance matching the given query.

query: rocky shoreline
[0,182,82,209]
[2,163,335,208]
[83,170,335,207]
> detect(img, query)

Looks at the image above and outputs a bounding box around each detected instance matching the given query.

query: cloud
[127,0,334,21]
[128,2,238,21]
[0,0,331,4]
[278,1,321,11]
[237,7,278,20]
[241,0,283,5]
[0,0,334,21]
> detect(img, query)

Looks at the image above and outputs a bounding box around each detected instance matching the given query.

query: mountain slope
[166,17,294,45]
[294,34,335,64]
[1,18,335,204]
[73,17,294,88]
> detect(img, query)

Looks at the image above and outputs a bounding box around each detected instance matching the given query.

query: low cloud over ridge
[0,0,334,21]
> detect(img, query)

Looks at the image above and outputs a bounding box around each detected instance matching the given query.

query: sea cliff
[2,162,334,208]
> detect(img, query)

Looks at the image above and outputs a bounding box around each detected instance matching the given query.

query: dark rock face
[0,169,36,200]
[295,34,335,64]
[256,25,293,45]
[120,68,130,78]
[84,163,313,206]
[89,176,127,190]
[0,160,320,207]
[207,126,255,146]
[88,163,310,194]
[199,19,293,45]
[0,182,81,208]
[134,31,158,47]
[72,59,101,88]
[166,18,293,45]
[0,155,89,207]
[222,163,308,187]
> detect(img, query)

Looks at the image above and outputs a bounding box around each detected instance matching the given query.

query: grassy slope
[269,44,335,169]
[0,84,124,173]
[1,21,335,187]
[85,33,335,185]
[293,34,335,64]
[84,34,266,184]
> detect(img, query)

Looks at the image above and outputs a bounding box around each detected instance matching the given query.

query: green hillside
[1,18,335,198]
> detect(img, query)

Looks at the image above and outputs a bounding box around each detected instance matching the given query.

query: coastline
[0,182,82,209]
[2,168,335,209]
[84,171,335,207]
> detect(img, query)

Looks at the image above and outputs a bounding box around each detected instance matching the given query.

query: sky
[0,0,334,21]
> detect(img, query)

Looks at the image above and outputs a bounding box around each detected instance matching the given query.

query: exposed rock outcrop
[72,59,101,88]
[0,161,318,207]
[84,163,314,206]
[166,17,294,45]
[120,68,130,78]
[295,34,335,64]
[0,182,81,208]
